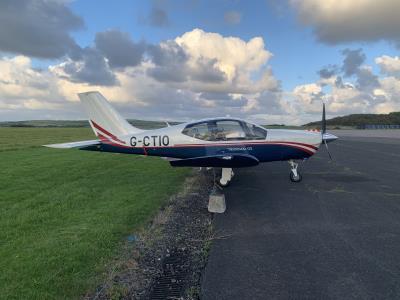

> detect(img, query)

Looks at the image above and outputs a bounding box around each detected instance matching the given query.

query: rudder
[78,91,142,139]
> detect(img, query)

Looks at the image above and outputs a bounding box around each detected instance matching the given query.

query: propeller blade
[324,139,332,160]
[320,102,336,160]
[321,102,326,134]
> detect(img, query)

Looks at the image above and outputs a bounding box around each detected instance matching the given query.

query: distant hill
[305,112,400,128]
[0,119,180,130]
[0,120,89,128]
[3,112,400,130]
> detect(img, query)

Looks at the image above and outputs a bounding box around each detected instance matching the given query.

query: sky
[1,0,400,124]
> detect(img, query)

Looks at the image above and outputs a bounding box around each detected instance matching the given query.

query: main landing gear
[218,168,234,187]
[205,167,234,188]
[289,160,302,183]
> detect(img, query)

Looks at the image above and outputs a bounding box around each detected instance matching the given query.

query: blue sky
[1,0,400,123]
[68,0,398,90]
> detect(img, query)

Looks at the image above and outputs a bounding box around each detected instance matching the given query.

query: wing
[43,140,100,149]
[169,154,259,168]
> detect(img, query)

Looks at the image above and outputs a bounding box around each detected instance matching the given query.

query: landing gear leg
[218,168,234,187]
[211,168,222,191]
[289,160,302,182]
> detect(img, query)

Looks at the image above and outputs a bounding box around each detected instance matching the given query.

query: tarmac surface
[201,130,400,300]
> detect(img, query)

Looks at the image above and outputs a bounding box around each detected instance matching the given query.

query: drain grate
[149,248,189,300]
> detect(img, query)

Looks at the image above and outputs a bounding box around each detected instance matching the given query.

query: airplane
[45,91,338,186]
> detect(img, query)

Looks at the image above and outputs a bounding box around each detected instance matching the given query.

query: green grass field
[0,128,189,299]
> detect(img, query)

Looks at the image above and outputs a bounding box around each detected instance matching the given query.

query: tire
[218,178,230,187]
[290,171,302,182]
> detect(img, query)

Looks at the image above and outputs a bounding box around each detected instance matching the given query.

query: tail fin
[78,91,142,138]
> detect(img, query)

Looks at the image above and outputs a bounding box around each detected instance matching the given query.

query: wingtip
[78,91,99,96]
[43,140,100,149]
[43,143,67,149]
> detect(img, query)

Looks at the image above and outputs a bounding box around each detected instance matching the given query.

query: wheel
[290,171,302,182]
[218,178,230,187]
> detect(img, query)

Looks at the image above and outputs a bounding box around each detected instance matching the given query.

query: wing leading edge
[44,140,100,149]
[169,154,259,168]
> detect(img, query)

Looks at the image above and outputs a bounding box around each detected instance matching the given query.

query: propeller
[321,102,333,160]
[323,138,332,160]
[322,102,326,135]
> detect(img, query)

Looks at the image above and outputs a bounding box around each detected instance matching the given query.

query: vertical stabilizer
[78,91,142,138]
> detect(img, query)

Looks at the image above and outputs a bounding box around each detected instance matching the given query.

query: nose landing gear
[289,160,302,182]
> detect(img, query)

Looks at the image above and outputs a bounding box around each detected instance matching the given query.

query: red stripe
[91,120,126,144]
[174,141,319,150]
[270,141,318,150]
[270,142,316,152]
[97,133,110,142]
[99,141,315,155]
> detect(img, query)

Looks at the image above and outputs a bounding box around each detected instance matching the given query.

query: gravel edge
[86,169,213,300]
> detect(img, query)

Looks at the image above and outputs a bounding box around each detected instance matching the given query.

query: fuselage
[46,92,335,174]
[94,118,322,165]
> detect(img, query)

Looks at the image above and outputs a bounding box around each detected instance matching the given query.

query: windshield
[182,119,267,141]
[242,122,267,140]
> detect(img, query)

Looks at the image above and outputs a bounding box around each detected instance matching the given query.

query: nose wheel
[289,160,302,182]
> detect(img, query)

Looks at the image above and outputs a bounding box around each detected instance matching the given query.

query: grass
[0,127,95,152]
[0,128,189,299]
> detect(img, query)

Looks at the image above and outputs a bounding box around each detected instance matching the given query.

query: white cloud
[50,26,282,120]
[375,55,400,78]
[0,56,57,102]
[327,84,368,114]
[375,76,400,113]
[286,81,367,124]
[0,56,78,120]
[284,48,400,123]
[289,67,400,120]
[293,83,322,105]
[290,0,400,44]
[1,29,400,124]
[173,29,277,93]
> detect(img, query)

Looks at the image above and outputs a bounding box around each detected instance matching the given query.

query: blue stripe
[81,143,313,163]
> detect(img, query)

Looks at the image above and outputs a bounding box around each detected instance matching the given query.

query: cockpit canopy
[182,119,267,141]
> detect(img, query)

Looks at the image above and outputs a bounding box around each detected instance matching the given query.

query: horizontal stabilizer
[44,140,100,149]
[169,154,259,168]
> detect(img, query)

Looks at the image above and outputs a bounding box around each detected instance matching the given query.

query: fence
[357,124,400,129]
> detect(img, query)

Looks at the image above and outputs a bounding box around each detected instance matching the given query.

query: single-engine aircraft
[45,91,338,186]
